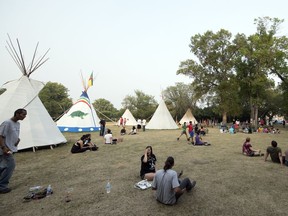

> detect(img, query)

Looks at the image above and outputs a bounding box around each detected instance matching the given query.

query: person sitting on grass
[120,126,126,135]
[128,126,137,135]
[140,146,157,181]
[71,134,98,153]
[151,156,196,205]
[264,140,285,165]
[200,126,207,136]
[242,137,262,156]
[104,129,122,144]
[194,130,210,146]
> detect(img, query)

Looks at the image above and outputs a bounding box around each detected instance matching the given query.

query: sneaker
[191,180,196,188]
[187,180,196,192]
[0,188,11,194]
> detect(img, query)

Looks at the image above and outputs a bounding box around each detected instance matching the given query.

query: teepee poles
[5,34,50,77]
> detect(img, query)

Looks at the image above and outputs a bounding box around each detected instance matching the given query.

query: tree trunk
[254,105,258,128]
[222,111,227,124]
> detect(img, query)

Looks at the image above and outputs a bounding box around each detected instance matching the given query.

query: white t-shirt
[104,133,113,144]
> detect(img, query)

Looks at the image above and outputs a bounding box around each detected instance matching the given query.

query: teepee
[146,99,178,129]
[57,73,100,132]
[179,108,198,125]
[0,36,67,151]
[118,109,137,126]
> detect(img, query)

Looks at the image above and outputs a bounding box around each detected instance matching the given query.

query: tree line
[2,16,286,126]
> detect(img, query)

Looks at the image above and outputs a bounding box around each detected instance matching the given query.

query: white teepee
[0,36,67,150]
[57,73,100,132]
[146,99,178,129]
[179,108,198,125]
[118,109,137,126]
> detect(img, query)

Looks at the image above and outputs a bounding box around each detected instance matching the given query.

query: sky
[0,0,288,109]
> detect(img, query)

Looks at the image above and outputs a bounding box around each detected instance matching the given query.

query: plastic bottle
[46,184,52,196]
[106,180,111,193]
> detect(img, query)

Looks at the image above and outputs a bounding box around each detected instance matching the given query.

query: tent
[118,109,137,126]
[0,36,67,151]
[146,99,178,129]
[179,108,198,125]
[57,73,100,132]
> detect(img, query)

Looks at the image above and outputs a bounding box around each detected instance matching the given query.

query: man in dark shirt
[264,140,284,165]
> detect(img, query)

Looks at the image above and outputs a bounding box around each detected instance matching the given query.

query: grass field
[1,123,288,216]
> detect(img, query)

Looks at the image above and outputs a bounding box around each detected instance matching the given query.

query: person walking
[0,108,27,193]
[177,122,189,141]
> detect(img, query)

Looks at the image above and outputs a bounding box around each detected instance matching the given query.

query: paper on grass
[134,180,152,190]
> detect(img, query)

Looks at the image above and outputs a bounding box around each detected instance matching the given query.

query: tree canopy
[39,82,73,119]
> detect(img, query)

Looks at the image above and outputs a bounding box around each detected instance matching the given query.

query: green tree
[92,98,118,121]
[163,82,197,120]
[234,17,287,126]
[39,82,72,119]
[121,90,157,119]
[177,29,241,123]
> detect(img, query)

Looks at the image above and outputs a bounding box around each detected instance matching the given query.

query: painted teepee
[146,98,178,129]
[118,109,137,126]
[179,108,198,125]
[57,73,100,132]
[0,36,67,151]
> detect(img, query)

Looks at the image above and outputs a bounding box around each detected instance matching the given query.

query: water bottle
[46,184,52,196]
[106,180,111,193]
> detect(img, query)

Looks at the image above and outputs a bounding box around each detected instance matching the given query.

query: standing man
[0,108,27,193]
[99,119,106,136]
[152,156,196,205]
[188,121,194,144]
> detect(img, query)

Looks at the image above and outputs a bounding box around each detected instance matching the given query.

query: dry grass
[1,123,288,216]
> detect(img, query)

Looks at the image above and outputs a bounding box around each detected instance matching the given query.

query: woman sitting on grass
[128,126,137,135]
[140,146,157,181]
[242,137,262,156]
[194,130,210,146]
[71,134,98,153]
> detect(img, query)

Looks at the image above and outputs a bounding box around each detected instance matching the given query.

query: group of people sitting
[71,126,138,153]
[257,126,280,134]
[71,134,98,153]
[120,126,138,135]
[139,146,196,205]
[242,137,288,166]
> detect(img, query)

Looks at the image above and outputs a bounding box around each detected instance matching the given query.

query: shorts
[189,131,194,137]
[181,131,187,135]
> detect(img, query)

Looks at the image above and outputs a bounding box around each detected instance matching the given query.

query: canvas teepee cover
[57,73,100,132]
[118,109,137,126]
[0,37,67,150]
[146,99,178,129]
[179,108,198,125]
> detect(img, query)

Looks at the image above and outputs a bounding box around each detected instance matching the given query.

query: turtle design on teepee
[0,35,67,151]
[56,72,101,132]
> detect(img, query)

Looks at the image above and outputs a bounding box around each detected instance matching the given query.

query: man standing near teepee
[0,108,27,193]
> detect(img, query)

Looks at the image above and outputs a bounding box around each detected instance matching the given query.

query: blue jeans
[0,153,16,190]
